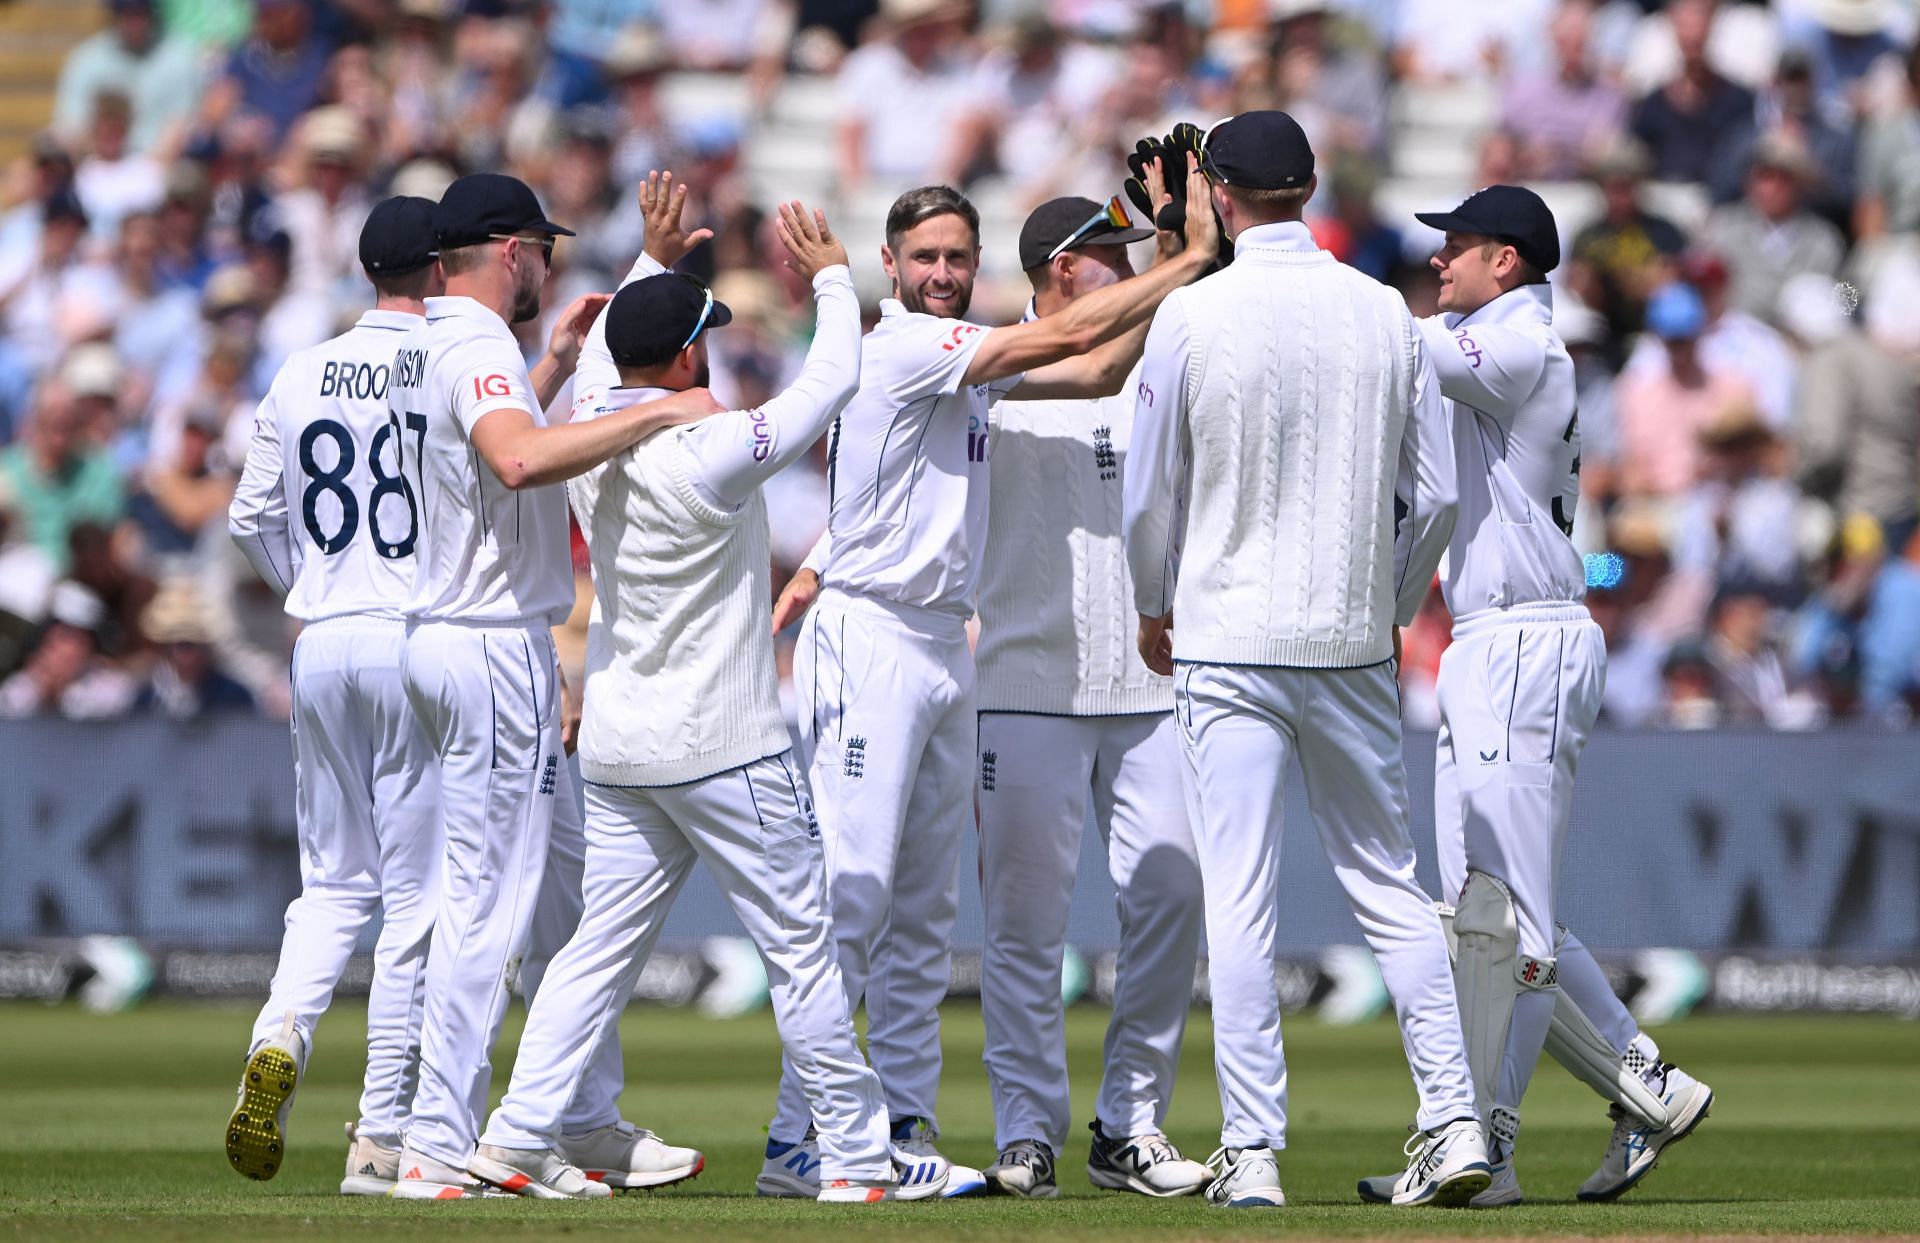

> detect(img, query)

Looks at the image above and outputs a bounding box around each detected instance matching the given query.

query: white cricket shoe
[984,1138,1058,1198]
[390,1148,512,1199]
[340,1122,399,1196]
[1203,1146,1286,1208]
[225,1013,303,1182]
[1577,1067,1713,1202]
[558,1120,704,1190]
[892,1116,986,1197]
[469,1144,613,1199]
[1390,1117,1492,1207]
[1086,1121,1210,1197]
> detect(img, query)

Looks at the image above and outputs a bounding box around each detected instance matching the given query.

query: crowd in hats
[1,0,1918,729]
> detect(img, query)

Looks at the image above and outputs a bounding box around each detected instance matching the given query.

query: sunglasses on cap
[680,274,715,350]
[1047,195,1134,262]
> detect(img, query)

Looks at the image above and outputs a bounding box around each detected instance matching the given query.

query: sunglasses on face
[490,233,555,263]
[1048,195,1133,262]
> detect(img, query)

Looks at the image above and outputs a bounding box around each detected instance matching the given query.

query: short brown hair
[370,264,436,300]
[1223,183,1310,219]
[437,242,489,276]
[885,186,979,254]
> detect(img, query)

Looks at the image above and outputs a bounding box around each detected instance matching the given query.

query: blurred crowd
[1,0,1917,729]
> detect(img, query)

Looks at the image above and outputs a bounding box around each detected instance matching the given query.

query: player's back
[1418,284,1586,621]
[389,295,574,627]
[269,310,423,622]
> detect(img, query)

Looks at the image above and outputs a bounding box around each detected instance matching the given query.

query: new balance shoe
[1087,1121,1210,1197]
[758,1133,826,1198]
[469,1144,612,1199]
[1390,1117,1493,1207]
[984,1138,1057,1198]
[891,1116,985,1197]
[340,1122,400,1197]
[1577,1067,1713,1202]
[225,1012,303,1182]
[558,1120,704,1190]
[390,1148,511,1199]
[1202,1145,1286,1208]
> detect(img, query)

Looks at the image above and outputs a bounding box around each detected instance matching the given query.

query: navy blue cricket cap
[1203,110,1314,191]
[433,172,574,250]
[1415,184,1561,275]
[604,273,733,369]
[359,195,439,275]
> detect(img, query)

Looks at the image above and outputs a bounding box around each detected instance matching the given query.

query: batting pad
[1453,871,1556,1122]
[1543,928,1672,1129]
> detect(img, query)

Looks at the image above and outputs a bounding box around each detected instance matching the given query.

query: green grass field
[0,1001,1915,1240]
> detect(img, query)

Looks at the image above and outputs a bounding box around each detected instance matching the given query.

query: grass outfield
[0,1001,1915,1240]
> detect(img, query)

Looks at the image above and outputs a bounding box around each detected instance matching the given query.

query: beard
[510,264,543,323]
[693,360,711,390]
[898,277,973,320]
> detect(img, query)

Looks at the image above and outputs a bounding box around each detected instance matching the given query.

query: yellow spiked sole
[226,1045,298,1181]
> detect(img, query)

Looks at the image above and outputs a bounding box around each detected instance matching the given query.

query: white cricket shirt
[229,308,422,622]
[820,299,1020,619]
[388,295,575,627]
[1417,283,1587,630]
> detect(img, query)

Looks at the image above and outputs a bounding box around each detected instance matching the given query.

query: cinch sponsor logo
[748,407,772,461]
[319,361,389,400]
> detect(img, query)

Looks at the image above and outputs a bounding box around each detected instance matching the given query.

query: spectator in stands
[0,192,115,378]
[1661,640,1723,728]
[1703,131,1846,327]
[1618,0,1782,98]
[58,345,132,472]
[1318,157,1408,284]
[1623,249,1798,432]
[1567,136,1687,356]
[1704,586,1825,728]
[124,404,235,570]
[0,580,136,720]
[1781,0,1905,121]
[1257,0,1388,157]
[1629,0,1757,194]
[1613,281,1758,501]
[1789,270,1920,556]
[1590,502,1695,726]
[1673,401,1804,602]
[1854,41,1920,245]
[836,0,976,190]
[203,0,332,143]
[111,211,204,416]
[943,16,1121,200]
[134,579,257,718]
[0,475,58,674]
[1392,0,1552,83]
[1793,514,1920,724]
[153,163,216,293]
[1500,0,1628,180]
[74,93,167,245]
[0,385,123,575]
[602,27,683,193]
[53,0,204,157]
[540,0,655,109]
[659,0,774,71]
[543,116,644,280]
[274,107,373,314]
[1751,49,1859,231]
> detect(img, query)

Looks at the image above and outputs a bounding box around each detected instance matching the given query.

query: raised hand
[1145,155,1183,264]
[640,170,714,268]
[1181,152,1220,262]
[546,292,612,372]
[774,200,848,282]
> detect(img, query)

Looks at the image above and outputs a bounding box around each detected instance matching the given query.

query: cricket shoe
[891,1116,986,1197]
[984,1138,1057,1198]
[225,1012,303,1181]
[340,1122,400,1196]
[1087,1120,1210,1197]
[1390,1117,1492,1206]
[389,1148,515,1199]
[1202,1145,1286,1208]
[1358,1151,1520,1207]
[469,1144,613,1198]
[558,1120,704,1190]
[818,1178,897,1203]
[1577,1067,1713,1202]
[759,1130,950,1201]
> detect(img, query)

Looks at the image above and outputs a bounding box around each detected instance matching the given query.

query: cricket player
[386,172,717,1199]
[1122,111,1485,1209]
[470,199,953,1204]
[1352,186,1712,1208]
[764,161,1219,1195]
[224,197,445,1195]
[972,192,1210,1200]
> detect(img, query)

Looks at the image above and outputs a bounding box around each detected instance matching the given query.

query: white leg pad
[1452,872,1555,1122]
[1543,931,1671,1129]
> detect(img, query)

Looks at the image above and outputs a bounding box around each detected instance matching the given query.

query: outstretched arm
[1123,297,1194,675]
[1393,341,1458,625]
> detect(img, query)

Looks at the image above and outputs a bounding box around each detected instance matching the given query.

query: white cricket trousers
[401,620,565,1167]
[1176,660,1476,1147]
[771,590,973,1140]
[976,711,1202,1153]
[1435,609,1607,1119]
[485,754,892,1179]
[520,773,626,1135]
[252,616,439,1149]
